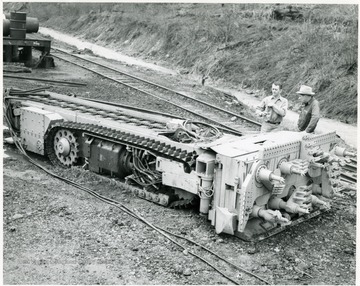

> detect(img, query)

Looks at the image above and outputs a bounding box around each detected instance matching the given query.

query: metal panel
[20,106,63,155]
[211,139,260,158]
[300,132,337,160]
[156,157,184,173]
[258,140,301,161]
[162,172,199,194]
[98,141,123,174]
[209,163,223,225]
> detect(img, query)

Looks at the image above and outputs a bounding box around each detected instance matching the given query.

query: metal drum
[10,11,27,21]
[4,13,39,34]
[10,12,26,38]
[10,28,26,38]
[3,19,10,36]
[26,17,39,33]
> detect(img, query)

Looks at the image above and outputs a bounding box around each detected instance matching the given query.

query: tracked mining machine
[4,88,355,241]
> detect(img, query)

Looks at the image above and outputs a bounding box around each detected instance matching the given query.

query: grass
[4,3,357,124]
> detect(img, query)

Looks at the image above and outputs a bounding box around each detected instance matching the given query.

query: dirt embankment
[4,3,358,124]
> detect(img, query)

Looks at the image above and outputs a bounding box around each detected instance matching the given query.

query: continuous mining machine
[4,88,355,241]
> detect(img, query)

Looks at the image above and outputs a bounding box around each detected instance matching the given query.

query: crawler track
[51,47,261,135]
[14,93,169,130]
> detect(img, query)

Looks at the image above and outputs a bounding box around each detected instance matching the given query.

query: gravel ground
[3,43,357,285]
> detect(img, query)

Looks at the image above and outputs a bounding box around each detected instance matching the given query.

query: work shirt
[297,97,320,133]
[256,95,288,124]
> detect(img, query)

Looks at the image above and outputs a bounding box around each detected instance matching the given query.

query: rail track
[50,47,261,136]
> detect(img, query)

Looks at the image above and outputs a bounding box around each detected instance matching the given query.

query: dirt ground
[2,42,357,285]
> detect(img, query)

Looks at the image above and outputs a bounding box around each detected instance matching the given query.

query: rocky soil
[3,42,357,285]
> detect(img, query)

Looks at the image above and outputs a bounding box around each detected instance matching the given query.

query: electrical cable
[9,148,240,283]
[3,98,269,285]
[157,227,270,284]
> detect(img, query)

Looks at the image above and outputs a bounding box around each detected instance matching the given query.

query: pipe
[334,146,356,158]
[251,205,289,224]
[310,195,329,208]
[3,74,87,86]
[279,161,306,176]
[258,167,285,184]
[198,177,213,214]
[268,186,312,214]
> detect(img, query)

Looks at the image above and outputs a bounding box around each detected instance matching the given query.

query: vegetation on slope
[4,3,358,123]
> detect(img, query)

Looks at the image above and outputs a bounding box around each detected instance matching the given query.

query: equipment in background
[4,88,356,241]
[3,12,54,68]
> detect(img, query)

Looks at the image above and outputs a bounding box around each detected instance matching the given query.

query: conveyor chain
[254,206,329,242]
[45,121,196,169]
[23,95,166,129]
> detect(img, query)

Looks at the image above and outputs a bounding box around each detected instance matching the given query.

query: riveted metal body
[20,106,63,155]
[5,89,349,241]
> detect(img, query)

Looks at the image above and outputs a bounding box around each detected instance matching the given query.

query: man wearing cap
[256,82,288,133]
[296,85,320,133]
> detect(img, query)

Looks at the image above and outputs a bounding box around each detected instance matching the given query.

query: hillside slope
[4,3,358,124]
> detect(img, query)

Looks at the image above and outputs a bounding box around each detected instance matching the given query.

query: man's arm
[297,106,305,131]
[305,101,320,133]
[256,97,267,116]
[270,98,288,117]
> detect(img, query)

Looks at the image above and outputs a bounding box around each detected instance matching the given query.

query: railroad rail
[50,47,261,135]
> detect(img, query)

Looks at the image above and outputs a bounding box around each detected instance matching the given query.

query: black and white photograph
[2,1,357,284]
